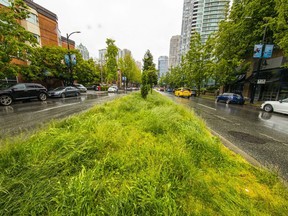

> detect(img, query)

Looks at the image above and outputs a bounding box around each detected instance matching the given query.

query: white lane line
[35,103,81,113]
[197,103,216,111]
[259,133,287,145]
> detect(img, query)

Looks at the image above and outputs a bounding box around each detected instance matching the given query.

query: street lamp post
[66,31,81,85]
[250,25,268,104]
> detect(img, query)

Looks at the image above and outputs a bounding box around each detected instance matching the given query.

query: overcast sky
[34,0,183,63]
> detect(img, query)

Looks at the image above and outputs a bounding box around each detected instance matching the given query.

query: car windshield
[53,87,65,91]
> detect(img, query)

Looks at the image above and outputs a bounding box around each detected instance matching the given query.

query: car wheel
[61,93,65,98]
[264,104,273,112]
[38,93,47,101]
[226,100,231,104]
[0,95,13,106]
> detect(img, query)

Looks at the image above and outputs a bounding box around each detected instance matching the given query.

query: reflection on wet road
[0,92,123,139]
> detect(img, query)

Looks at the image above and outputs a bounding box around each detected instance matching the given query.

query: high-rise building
[180,0,194,57]
[98,49,107,64]
[180,0,230,57]
[158,56,169,78]
[99,48,132,65]
[169,35,181,68]
[77,43,90,60]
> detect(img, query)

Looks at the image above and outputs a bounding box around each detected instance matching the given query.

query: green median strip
[0,92,287,215]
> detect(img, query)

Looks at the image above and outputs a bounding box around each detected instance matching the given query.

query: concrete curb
[210,130,264,168]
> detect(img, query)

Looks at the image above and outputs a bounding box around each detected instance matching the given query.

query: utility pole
[250,25,268,104]
[66,31,81,85]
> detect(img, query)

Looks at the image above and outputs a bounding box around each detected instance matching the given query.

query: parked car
[174,87,192,98]
[166,88,173,93]
[48,86,80,98]
[87,84,101,91]
[73,84,87,93]
[0,83,47,106]
[216,93,245,105]
[108,86,118,93]
[191,90,197,97]
[260,98,288,114]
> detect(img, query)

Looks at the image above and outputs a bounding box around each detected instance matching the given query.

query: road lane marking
[34,103,81,113]
[197,103,216,111]
[259,133,287,145]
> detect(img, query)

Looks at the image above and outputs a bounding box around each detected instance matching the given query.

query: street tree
[0,0,37,79]
[118,53,141,87]
[184,32,211,95]
[105,38,118,84]
[142,50,157,93]
[141,70,149,99]
[22,46,99,85]
[210,0,277,89]
[272,0,288,60]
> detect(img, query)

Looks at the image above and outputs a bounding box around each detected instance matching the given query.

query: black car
[0,83,48,106]
[86,84,101,91]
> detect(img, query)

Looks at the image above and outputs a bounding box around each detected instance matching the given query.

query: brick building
[0,0,75,83]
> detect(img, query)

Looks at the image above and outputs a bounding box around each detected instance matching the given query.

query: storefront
[244,56,288,101]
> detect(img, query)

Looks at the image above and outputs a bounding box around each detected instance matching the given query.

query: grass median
[0,92,288,215]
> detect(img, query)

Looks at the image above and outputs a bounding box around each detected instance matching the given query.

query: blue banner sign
[253,44,263,58]
[64,54,77,66]
[64,54,70,66]
[263,44,274,58]
[71,54,77,65]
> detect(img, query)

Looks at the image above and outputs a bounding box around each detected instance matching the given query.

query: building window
[33,34,40,43]
[0,0,11,6]
[26,13,38,25]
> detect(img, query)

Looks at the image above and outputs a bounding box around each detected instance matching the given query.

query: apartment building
[77,43,90,60]
[99,48,132,65]
[158,56,169,78]
[180,0,230,57]
[1,0,74,49]
[169,35,181,68]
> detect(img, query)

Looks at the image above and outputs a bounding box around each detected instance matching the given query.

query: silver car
[73,84,87,93]
[48,86,80,98]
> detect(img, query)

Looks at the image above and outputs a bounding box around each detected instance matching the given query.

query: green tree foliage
[74,58,100,85]
[22,46,99,85]
[105,38,118,83]
[141,71,149,99]
[142,50,157,93]
[21,46,67,81]
[211,0,277,87]
[184,32,211,95]
[272,0,288,58]
[118,53,141,86]
[0,0,37,78]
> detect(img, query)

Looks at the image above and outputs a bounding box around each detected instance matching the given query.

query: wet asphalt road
[0,91,124,139]
[162,92,288,181]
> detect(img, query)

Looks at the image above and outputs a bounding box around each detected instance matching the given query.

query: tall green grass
[0,92,288,215]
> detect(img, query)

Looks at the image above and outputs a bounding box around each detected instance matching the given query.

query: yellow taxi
[174,87,192,98]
